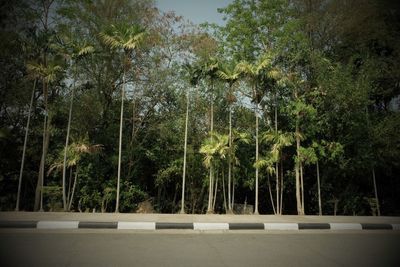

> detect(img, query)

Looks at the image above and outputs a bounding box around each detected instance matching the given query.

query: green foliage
[119,181,147,212]
[200,131,229,167]
[99,23,145,52]
[0,0,399,215]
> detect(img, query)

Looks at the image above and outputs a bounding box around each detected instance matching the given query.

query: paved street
[1,230,399,267]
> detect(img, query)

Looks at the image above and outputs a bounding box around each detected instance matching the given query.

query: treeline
[0,0,399,215]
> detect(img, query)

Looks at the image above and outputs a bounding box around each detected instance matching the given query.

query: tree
[217,62,240,213]
[15,79,36,211]
[259,130,293,214]
[200,131,230,212]
[236,54,271,214]
[100,22,145,213]
[48,137,103,211]
[195,57,220,213]
[53,31,95,211]
[27,60,62,211]
[179,64,200,214]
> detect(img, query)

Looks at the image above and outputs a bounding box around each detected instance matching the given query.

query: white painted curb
[37,221,79,229]
[117,222,155,230]
[392,224,400,230]
[193,223,229,230]
[330,223,362,230]
[264,223,299,230]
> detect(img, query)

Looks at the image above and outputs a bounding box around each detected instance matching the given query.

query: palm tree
[179,90,190,214]
[15,79,36,211]
[100,23,145,213]
[236,55,271,214]
[230,130,251,210]
[54,33,94,211]
[48,137,103,211]
[195,57,220,213]
[260,130,294,214]
[179,64,202,214]
[200,131,230,212]
[217,62,240,213]
[27,61,62,211]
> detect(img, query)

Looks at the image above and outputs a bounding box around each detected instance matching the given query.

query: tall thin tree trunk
[207,87,214,214]
[300,163,305,214]
[254,103,259,215]
[36,115,46,211]
[317,160,322,215]
[274,91,280,214]
[213,171,218,210]
[116,70,126,213]
[180,91,189,214]
[42,117,51,211]
[280,159,284,215]
[372,168,380,216]
[231,171,235,211]
[267,173,276,214]
[295,119,303,215]
[35,107,50,211]
[228,104,232,212]
[62,73,76,211]
[222,169,227,212]
[16,80,36,211]
[207,164,214,213]
[67,168,72,206]
[68,166,78,211]
[275,162,279,215]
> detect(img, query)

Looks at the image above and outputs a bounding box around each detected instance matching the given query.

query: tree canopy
[1,0,399,215]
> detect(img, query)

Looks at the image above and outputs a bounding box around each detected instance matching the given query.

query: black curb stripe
[78,222,117,229]
[155,223,193,229]
[298,223,330,230]
[229,223,264,230]
[361,224,393,230]
[0,221,37,228]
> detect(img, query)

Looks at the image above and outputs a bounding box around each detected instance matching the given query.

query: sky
[156,0,234,25]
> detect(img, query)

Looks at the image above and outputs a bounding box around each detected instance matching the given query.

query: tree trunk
[279,159,284,215]
[231,171,235,211]
[295,119,303,215]
[62,76,76,211]
[180,91,189,214]
[212,171,218,211]
[316,160,322,215]
[35,109,50,211]
[222,169,227,212]
[274,91,280,214]
[300,162,305,215]
[16,80,36,211]
[68,166,78,211]
[116,70,126,213]
[254,102,259,215]
[228,103,232,212]
[267,173,276,214]
[67,168,72,206]
[275,162,280,215]
[207,86,214,214]
[372,168,380,216]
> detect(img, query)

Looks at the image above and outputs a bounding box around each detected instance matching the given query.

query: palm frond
[77,45,95,57]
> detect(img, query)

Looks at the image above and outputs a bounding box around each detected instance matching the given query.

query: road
[1,230,399,267]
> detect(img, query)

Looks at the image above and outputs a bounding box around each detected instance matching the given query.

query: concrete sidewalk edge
[0,221,399,230]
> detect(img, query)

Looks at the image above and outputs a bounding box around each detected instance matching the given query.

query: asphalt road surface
[1,230,399,267]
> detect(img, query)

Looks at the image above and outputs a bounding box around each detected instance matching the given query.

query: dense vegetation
[1,0,399,215]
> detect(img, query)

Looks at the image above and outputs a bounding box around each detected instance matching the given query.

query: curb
[0,221,399,230]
